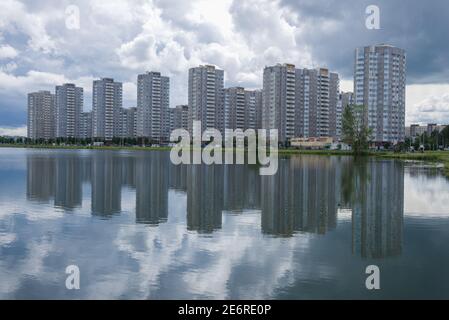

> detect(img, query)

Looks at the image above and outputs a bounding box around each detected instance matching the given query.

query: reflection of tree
[341,156,370,206]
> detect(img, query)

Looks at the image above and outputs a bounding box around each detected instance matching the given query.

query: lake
[0,147,448,299]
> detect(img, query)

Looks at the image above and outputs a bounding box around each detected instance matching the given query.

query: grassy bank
[0,144,172,152]
[374,151,449,176]
[1,143,448,176]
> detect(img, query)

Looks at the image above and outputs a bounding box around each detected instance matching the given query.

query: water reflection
[24,151,406,259]
[1,149,447,299]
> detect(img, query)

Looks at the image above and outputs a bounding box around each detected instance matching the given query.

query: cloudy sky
[1,0,449,136]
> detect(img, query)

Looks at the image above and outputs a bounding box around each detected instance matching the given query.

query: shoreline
[1,144,448,177]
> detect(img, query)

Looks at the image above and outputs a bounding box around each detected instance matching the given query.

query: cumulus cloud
[0,125,26,136]
[0,45,18,59]
[407,85,449,125]
[0,0,449,128]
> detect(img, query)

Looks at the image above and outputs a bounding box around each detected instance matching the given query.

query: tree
[342,104,372,155]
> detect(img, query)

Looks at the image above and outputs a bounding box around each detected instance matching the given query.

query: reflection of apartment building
[261,156,341,236]
[135,152,168,224]
[54,156,82,210]
[186,164,224,233]
[352,160,404,258]
[91,153,122,216]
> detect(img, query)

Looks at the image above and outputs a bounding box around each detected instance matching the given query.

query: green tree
[342,104,372,155]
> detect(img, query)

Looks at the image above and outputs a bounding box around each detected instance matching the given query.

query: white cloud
[406,84,449,125]
[0,125,26,136]
[0,45,18,59]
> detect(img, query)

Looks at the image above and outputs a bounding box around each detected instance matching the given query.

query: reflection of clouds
[404,172,449,217]
[113,200,312,299]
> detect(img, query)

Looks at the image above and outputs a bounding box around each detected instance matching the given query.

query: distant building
[290,137,334,149]
[173,105,189,131]
[354,44,406,144]
[336,92,354,140]
[224,87,246,130]
[427,123,438,135]
[137,71,170,142]
[92,78,122,141]
[188,65,224,134]
[27,90,56,140]
[55,83,83,139]
[244,89,262,130]
[79,112,92,140]
[118,107,137,139]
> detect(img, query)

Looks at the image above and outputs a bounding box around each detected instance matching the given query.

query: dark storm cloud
[279,0,449,83]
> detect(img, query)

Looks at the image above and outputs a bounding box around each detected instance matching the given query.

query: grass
[0,143,172,152]
[373,151,449,176]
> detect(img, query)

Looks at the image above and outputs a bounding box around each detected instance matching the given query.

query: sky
[1,0,449,136]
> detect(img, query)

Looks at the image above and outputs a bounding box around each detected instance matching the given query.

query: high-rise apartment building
[262,64,296,144]
[224,87,246,130]
[137,71,170,142]
[79,111,92,140]
[92,78,122,141]
[354,44,406,143]
[244,90,262,130]
[173,105,189,131]
[118,107,137,139]
[296,68,339,139]
[336,92,354,140]
[55,83,83,139]
[27,90,56,140]
[188,65,224,134]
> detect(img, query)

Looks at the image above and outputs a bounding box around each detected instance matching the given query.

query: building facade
[137,71,170,142]
[354,44,406,143]
[27,90,56,140]
[262,64,296,144]
[173,105,189,131]
[296,68,339,139]
[188,65,224,134]
[79,112,92,140]
[224,87,246,130]
[55,83,83,139]
[118,107,137,139]
[92,78,122,141]
[244,89,262,130]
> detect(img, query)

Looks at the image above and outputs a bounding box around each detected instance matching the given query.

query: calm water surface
[0,148,448,299]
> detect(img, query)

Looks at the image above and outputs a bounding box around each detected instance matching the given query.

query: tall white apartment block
[244,89,262,130]
[295,68,339,138]
[173,105,189,131]
[354,44,406,143]
[137,71,170,142]
[224,87,246,130]
[92,78,122,141]
[55,83,83,139]
[118,107,137,139]
[188,65,224,134]
[262,63,296,144]
[79,111,92,139]
[336,92,354,140]
[27,90,56,140]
